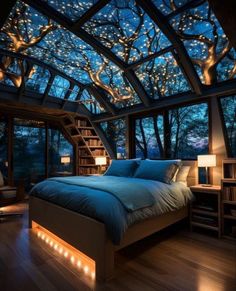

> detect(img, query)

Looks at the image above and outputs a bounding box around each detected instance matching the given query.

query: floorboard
[0,203,235,291]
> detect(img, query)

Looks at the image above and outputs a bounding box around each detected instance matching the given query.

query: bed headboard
[182,160,198,187]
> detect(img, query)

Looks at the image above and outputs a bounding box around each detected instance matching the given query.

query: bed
[29,160,197,281]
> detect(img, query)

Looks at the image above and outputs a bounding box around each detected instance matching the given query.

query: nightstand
[190,185,221,238]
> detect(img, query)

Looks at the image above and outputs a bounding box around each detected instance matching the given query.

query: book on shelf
[80,129,93,136]
[192,215,217,226]
[77,119,88,127]
[193,205,215,212]
[223,186,236,201]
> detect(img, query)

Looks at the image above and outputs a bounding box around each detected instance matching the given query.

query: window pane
[100,119,126,158]
[170,1,236,85]
[80,90,105,114]
[48,128,73,176]
[169,103,209,158]
[41,0,99,21]
[0,116,8,177]
[25,65,51,94]
[49,76,71,99]
[135,115,164,159]
[220,95,236,157]
[83,0,170,63]
[13,119,46,186]
[135,52,191,99]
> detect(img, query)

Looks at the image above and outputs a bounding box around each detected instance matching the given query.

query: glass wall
[0,116,8,177]
[100,118,126,158]
[168,103,209,159]
[13,119,46,185]
[135,115,164,159]
[48,128,73,176]
[220,95,236,157]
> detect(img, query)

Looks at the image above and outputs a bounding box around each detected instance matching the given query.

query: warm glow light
[84,265,89,274]
[95,156,107,166]
[34,223,95,283]
[197,155,216,167]
[60,156,71,164]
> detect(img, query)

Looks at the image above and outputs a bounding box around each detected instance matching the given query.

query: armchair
[0,171,24,218]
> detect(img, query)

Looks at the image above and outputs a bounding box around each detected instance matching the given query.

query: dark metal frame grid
[0,0,236,124]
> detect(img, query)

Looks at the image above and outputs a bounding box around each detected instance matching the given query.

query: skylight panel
[40,0,99,21]
[170,1,236,85]
[0,1,142,108]
[48,75,70,99]
[152,0,190,16]
[25,65,51,94]
[67,85,80,101]
[83,0,170,64]
[135,52,191,99]
[97,58,141,108]
[79,90,105,114]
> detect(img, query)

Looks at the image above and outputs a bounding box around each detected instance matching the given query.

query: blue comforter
[30,176,193,244]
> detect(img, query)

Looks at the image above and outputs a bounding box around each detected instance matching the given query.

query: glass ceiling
[0,0,235,115]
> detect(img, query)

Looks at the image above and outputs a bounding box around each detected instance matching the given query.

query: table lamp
[95,157,107,174]
[61,156,71,165]
[197,154,216,187]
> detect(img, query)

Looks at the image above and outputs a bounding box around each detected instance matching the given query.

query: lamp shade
[95,157,107,166]
[197,155,216,167]
[61,156,71,164]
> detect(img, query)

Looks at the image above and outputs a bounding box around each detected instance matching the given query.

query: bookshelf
[221,159,236,240]
[190,185,221,238]
[62,115,110,176]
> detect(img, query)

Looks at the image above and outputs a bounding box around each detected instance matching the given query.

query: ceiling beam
[124,70,151,107]
[0,49,84,88]
[0,0,16,29]
[137,0,202,96]
[0,84,89,116]
[126,46,173,70]
[91,79,236,122]
[87,86,117,115]
[22,0,127,70]
[167,0,205,20]
[72,0,110,29]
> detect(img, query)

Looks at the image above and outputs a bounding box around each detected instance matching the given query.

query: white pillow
[176,166,191,186]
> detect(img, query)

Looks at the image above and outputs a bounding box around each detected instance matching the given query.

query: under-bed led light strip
[33,223,95,280]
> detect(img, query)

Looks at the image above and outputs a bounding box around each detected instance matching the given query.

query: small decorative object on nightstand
[221,158,236,240]
[190,184,221,238]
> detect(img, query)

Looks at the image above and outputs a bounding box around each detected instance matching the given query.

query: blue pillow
[133,160,180,184]
[104,160,139,177]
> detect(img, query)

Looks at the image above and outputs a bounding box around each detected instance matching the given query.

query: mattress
[30,176,193,244]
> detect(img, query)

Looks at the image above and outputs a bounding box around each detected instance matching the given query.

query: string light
[34,226,95,281]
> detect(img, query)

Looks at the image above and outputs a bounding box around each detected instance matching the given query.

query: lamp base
[201,184,212,187]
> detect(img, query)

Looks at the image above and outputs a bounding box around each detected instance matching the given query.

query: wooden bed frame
[29,161,197,281]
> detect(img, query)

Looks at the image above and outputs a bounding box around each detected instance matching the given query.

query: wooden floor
[0,203,235,291]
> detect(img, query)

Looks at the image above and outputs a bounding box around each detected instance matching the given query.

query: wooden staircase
[61,115,110,175]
